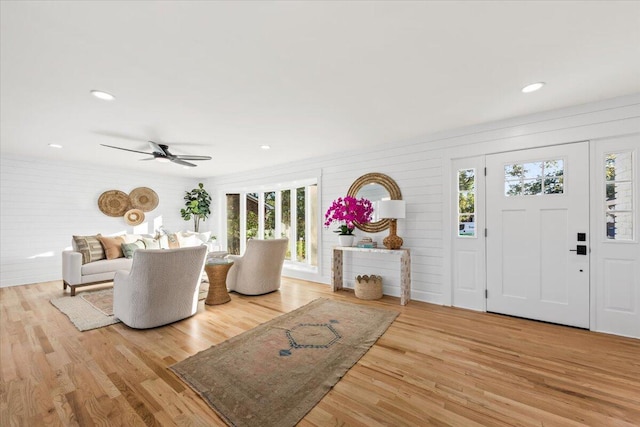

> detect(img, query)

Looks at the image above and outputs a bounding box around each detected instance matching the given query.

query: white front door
[486,142,590,328]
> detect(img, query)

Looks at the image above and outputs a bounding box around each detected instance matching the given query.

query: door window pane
[457,169,476,237]
[605,152,634,240]
[504,159,563,196]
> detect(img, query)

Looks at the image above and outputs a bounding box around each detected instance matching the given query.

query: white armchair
[226,239,288,295]
[113,246,207,329]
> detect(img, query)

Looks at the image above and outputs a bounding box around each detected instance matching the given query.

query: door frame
[448,141,592,321]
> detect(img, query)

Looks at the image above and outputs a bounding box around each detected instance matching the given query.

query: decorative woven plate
[124,209,145,226]
[129,187,159,212]
[98,190,131,217]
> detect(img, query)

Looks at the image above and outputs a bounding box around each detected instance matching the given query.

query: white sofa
[113,246,208,329]
[62,231,213,296]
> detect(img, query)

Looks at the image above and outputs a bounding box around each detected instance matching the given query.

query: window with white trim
[225,181,318,269]
[457,168,476,237]
[605,152,634,240]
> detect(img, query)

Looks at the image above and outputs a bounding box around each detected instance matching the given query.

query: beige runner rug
[170,298,398,427]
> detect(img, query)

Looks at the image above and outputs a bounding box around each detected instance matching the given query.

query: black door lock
[569,245,587,255]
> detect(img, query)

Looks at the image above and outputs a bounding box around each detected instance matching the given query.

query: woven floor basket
[354,275,383,300]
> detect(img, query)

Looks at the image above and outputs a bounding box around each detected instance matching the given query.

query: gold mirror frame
[347,172,402,233]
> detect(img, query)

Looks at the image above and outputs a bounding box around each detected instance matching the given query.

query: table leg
[332,248,343,291]
[400,251,411,305]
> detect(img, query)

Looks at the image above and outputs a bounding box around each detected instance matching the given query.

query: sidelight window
[457,168,476,237]
[605,152,634,240]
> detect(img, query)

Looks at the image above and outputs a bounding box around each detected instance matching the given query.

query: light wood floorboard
[1,278,639,426]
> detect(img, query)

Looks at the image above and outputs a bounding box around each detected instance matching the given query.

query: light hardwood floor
[1,278,639,426]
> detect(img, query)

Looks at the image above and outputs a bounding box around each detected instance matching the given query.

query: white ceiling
[1,1,639,177]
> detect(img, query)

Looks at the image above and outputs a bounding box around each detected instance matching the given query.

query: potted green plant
[180,183,211,232]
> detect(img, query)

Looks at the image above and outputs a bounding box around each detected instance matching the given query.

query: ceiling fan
[100,141,212,167]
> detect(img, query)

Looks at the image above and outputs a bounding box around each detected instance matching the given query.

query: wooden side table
[204,260,234,305]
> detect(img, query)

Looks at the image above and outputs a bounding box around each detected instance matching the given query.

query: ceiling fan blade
[139,157,156,161]
[171,158,197,167]
[174,155,212,161]
[148,141,168,155]
[100,144,153,155]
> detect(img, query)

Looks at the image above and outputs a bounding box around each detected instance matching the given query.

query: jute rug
[51,286,208,332]
[170,298,399,427]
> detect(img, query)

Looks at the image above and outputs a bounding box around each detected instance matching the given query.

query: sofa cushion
[98,235,125,259]
[142,237,161,249]
[81,257,132,275]
[73,234,105,264]
[122,240,145,259]
[176,233,202,248]
[122,234,145,244]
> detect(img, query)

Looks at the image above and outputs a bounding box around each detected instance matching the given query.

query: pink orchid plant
[324,196,374,235]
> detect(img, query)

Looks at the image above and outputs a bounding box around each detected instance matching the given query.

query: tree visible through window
[605,152,634,240]
[458,169,475,237]
[504,160,564,196]
[225,182,318,267]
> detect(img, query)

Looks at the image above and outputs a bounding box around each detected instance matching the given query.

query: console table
[332,246,411,305]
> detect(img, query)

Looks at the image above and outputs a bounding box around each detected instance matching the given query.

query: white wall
[0,156,206,287]
[209,94,640,318]
[2,94,639,337]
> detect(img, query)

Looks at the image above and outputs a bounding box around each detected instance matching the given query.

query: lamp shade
[377,200,406,219]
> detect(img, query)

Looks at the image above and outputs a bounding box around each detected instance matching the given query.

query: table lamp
[377,200,406,249]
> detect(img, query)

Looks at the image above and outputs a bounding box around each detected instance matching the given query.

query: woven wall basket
[355,275,383,300]
[129,187,159,212]
[98,190,131,217]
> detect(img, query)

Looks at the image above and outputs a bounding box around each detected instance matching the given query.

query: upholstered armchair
[113,246,207,329]
[226,239,288,295]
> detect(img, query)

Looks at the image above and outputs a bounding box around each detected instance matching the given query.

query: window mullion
[239,192,247,254]
[290,189,297,261]
[258,192,265,239]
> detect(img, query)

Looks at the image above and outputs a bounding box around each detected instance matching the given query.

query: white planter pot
[338,235,355,247]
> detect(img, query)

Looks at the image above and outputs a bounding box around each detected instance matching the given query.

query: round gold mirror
[347,173,402,233]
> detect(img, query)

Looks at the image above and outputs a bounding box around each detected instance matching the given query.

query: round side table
[204,260,234,305]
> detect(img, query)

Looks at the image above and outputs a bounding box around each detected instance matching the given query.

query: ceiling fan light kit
[100,141,212,167]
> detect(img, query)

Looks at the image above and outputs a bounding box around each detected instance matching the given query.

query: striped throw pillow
[73,234,106,264]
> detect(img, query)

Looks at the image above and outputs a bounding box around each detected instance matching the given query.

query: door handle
[569,245,587,255]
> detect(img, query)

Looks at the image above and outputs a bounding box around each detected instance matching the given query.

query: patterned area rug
[170,298,399,427]
[50,286,208,331]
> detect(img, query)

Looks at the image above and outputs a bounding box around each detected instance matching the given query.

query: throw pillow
[72,234,105,264]
[142,237,161,249]
[176,233,201,247]
[122,240,145,259]
[168,233,180,249]
[97,235,125,260]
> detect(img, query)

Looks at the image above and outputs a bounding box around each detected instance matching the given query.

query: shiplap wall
[2,94,639,317]
[0,156,204,287]
[208,94,640,308]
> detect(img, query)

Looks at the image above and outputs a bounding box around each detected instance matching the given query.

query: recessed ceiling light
[260,145,271,150]
[90,90,115,101]
[48,143,63,148]
[521,82,545,93]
